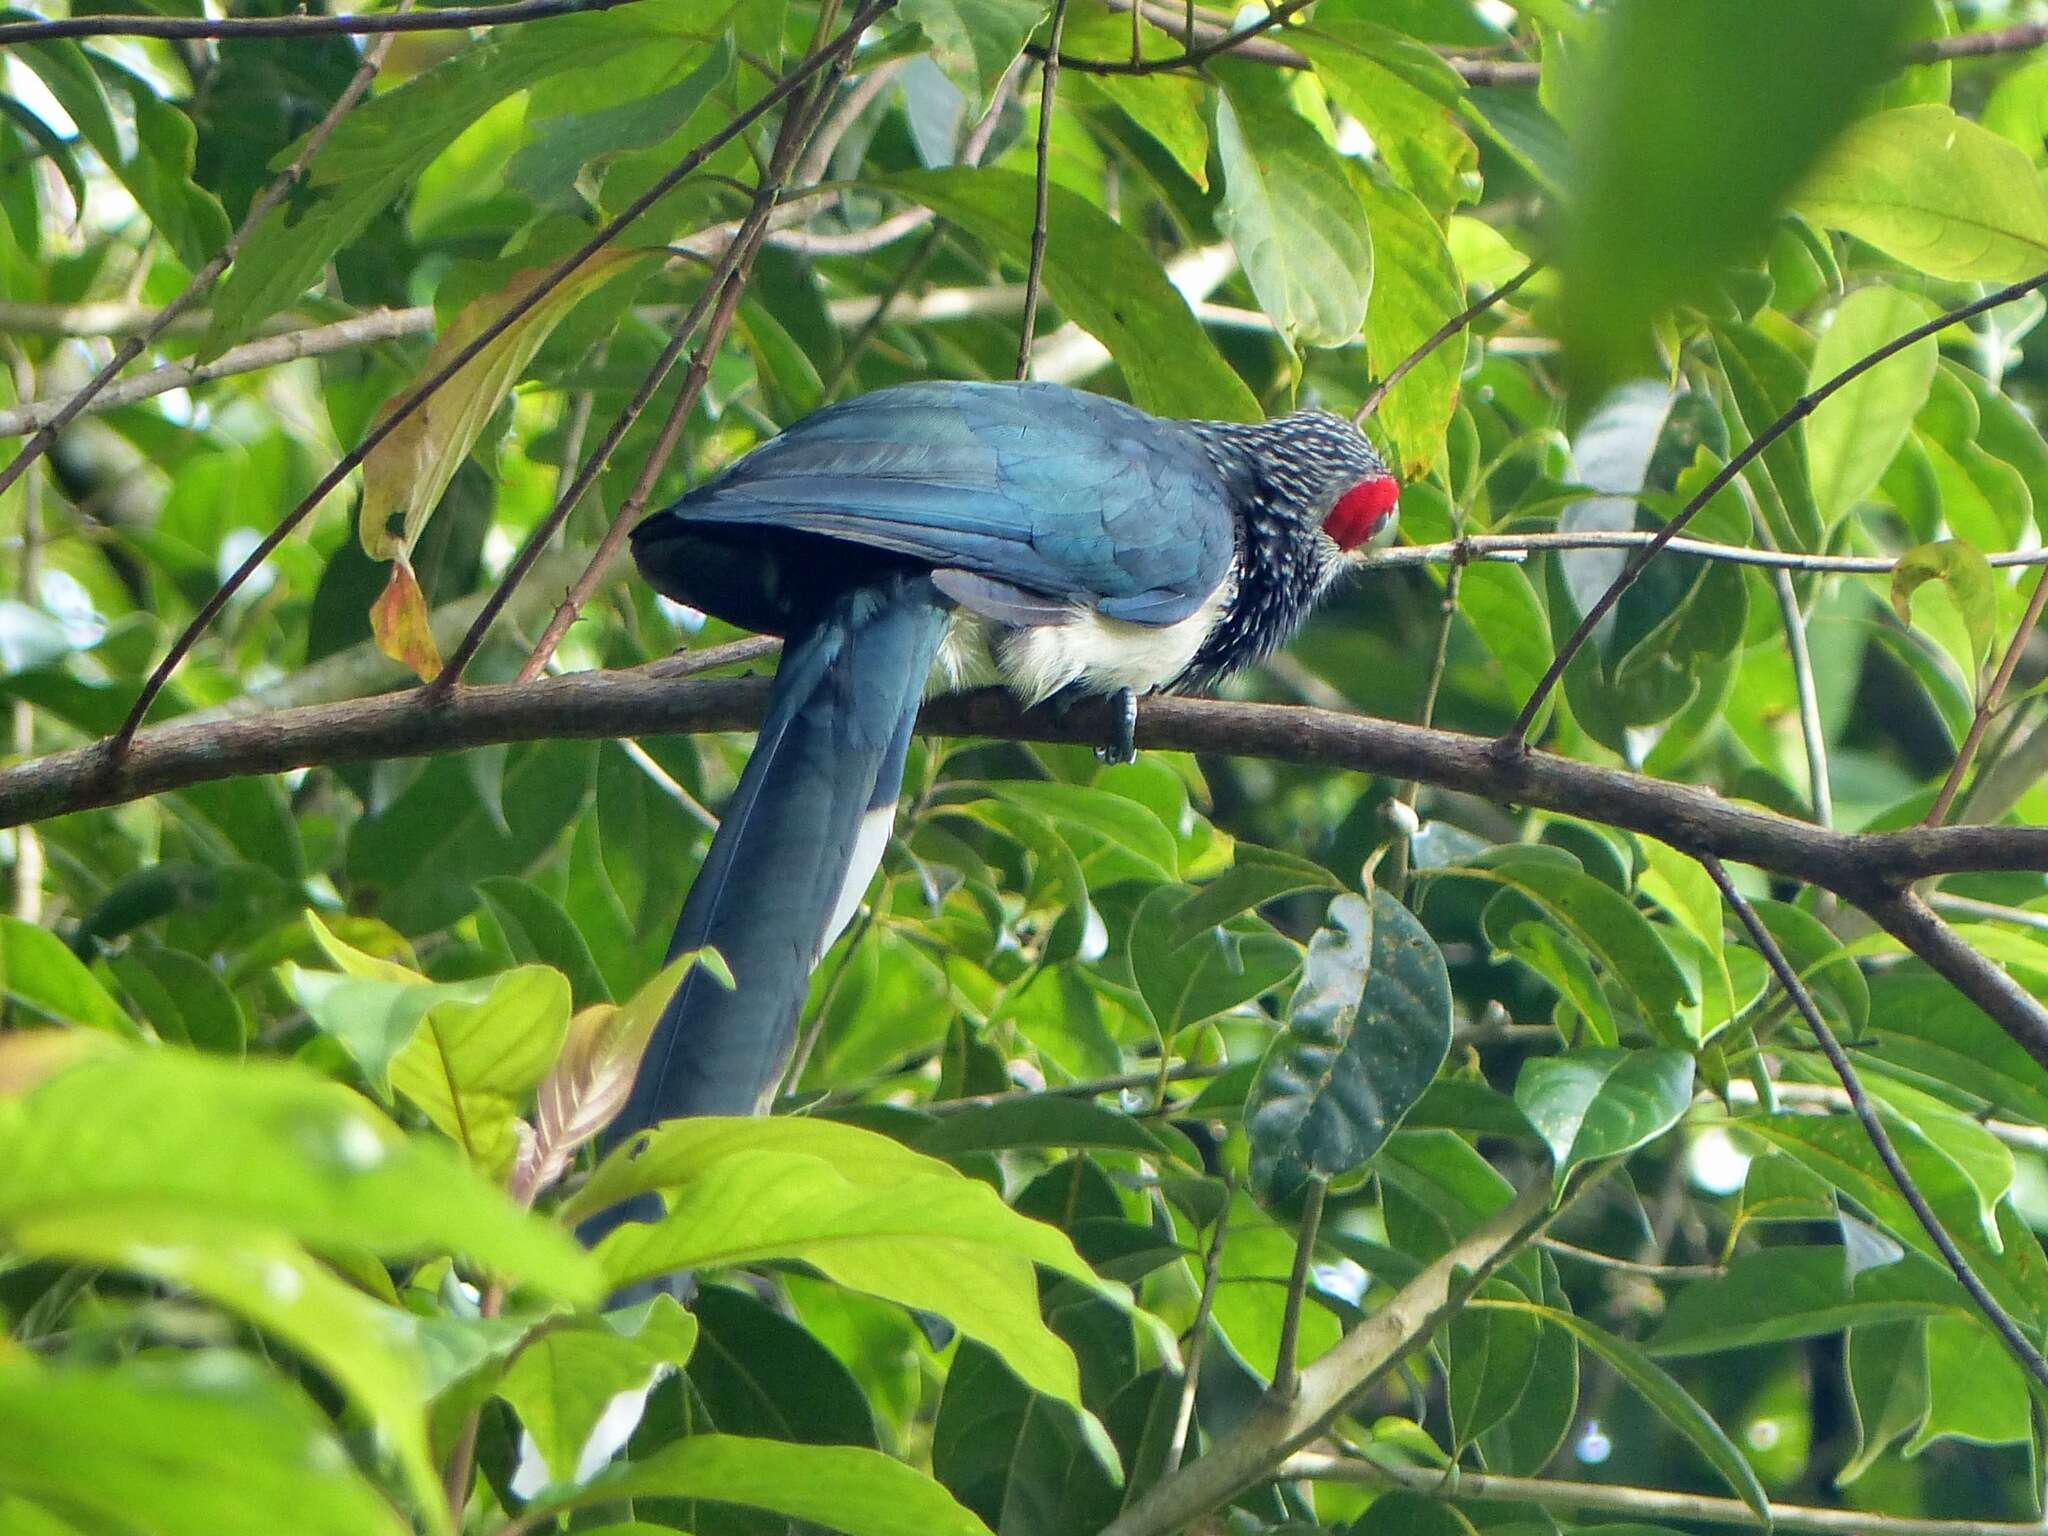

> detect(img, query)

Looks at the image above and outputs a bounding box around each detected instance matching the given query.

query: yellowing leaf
[370,560,444,684]
[358,249,650,565]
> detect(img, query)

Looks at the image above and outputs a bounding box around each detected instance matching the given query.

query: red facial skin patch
[1325,475,1400,551]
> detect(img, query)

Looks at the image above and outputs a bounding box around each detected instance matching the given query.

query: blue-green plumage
[600,379,1395,1186]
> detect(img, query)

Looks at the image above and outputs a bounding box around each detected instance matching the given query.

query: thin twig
[1285,1455,2048,1536]
[0,0,634,41]
[1356,261,1541,426]
[0,8,411,506]
[4,346,44,922]
[1927,565,2048,825]
[1374,532,2048,575]
[1269,1177,1327,1404]
[1773,569,1834,829]
[509,70,842,685]
[1166,1178,1234,1473]
[1534,1236,1721,1280]
[1722,1080,2048,1157]
[1016,0,1070,381]
[107,1,891,750]
[0,308,436,438]
[1503,267,2048,751]
[1702,854,2048,1392]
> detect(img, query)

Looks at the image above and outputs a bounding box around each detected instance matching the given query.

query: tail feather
[610,572,948,1134]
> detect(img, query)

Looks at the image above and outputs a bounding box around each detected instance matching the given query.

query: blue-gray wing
[642,380,1236,626]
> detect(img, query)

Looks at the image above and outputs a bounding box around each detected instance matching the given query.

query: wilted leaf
[369,559,443,683]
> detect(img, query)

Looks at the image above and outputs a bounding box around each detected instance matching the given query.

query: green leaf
[11,1209,447,1533]
[1905,1313,2030,1452]
[900,0,1049,111]
[1484,1300,1771,1521]
[689,1282,881,1446]
[202,9,724,356]
[1558,0,1907,392]
[496,1295,699,1484]
[1171,846,1339,948]
[570,1117,1115,1406]
[990,781,1179,880]
[1649,1247,1970,1356]
[932,1340,1119,1536]
[1806,285,1940,527]
[1354,166,1468,476]
[1214,64,1373,348]
[504,34,734,211]
[110,942,249,1054]
[387,964,572,1176]
[345,741,597,935]
[1514,1048,1694,1194]
[1246,890,1453,1201]
[1892,540,1999,689]
[1126,884,1301,1037]
[915,1097,1180,1161]
[0,1047,600,1301]
[1064,9,1209,188]
[479,877,613,1006]
[0,917,140,1035]
[882,168,1260,421]
[0,1355,406,1536]
[5,38,228,268]
[1864,972,2048,1125]
[1795,104,2048,281]
[1440,850,1698,1044]
[522,1433,996,1536]
[1839,1321,1931,1484]
[1446,1278,1540,1451]
[1296,16,1476,216]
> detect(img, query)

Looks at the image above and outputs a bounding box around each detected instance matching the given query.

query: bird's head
[1281,409,1402,557]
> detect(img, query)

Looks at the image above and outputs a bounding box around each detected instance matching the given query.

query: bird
[603,378,1399,1161]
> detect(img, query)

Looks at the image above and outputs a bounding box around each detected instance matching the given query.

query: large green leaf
[0,1355,406,1536]
[901,0,1049,110]
[1805,285,1940,527]
[570,1116,1117,1406]
[1514,1047,1694,1194]
[1214,64,1373,349]
[1353,166,1469,476]
[1482,1300,1771,1521]
[1245,890,1453,1201]
[10,1209,447,1532]
[1649,1247,1970,1356]
[882,168,1260,421]
[932,1340,1120,1536]
[1839,1321,1931,1484]
[521,1433,995,1535]
[1558,0,1907,392]
[0,1046,599,1301]
[0,917,139,1035]
[1795,104,2048,281]
[1126,884,1301,1039]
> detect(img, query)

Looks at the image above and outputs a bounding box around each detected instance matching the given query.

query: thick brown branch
[12,668,2048,889]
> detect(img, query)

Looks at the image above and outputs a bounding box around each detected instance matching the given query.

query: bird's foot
[1048,686,1139,765]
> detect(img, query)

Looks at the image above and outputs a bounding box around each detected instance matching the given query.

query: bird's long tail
[604,569,949,1145]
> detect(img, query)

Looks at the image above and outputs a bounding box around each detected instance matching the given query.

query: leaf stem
[1167,1178,1234,1472]
[1269,1176,1327,1404]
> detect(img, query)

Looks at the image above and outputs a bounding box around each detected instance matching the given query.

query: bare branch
[0,11,410,505]
[1503,267,2048,751]
[1101,1181,1554,1536]
[0,309,435,439]
[1703,854,2048,1391]
[1015,0,1071,382]
[1379,531,2048,575]
[18,674,2046,945]
[1285,1455,2048,1536]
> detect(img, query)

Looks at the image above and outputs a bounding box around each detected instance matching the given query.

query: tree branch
[0,308,436,438]
[1703,855,2048,1391]
[1503,267,2048,751]
[0,0,637,43]
[0,8,409,505]
[1284,1455,2048,1536]
[1100,1181,1554,1536]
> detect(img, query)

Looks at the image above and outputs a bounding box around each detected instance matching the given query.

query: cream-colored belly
[930,588,1226,705]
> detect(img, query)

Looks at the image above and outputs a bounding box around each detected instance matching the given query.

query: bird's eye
[1325,474,1400,551]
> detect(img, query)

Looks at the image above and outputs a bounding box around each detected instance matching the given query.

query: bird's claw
[1097,688,1138,766]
